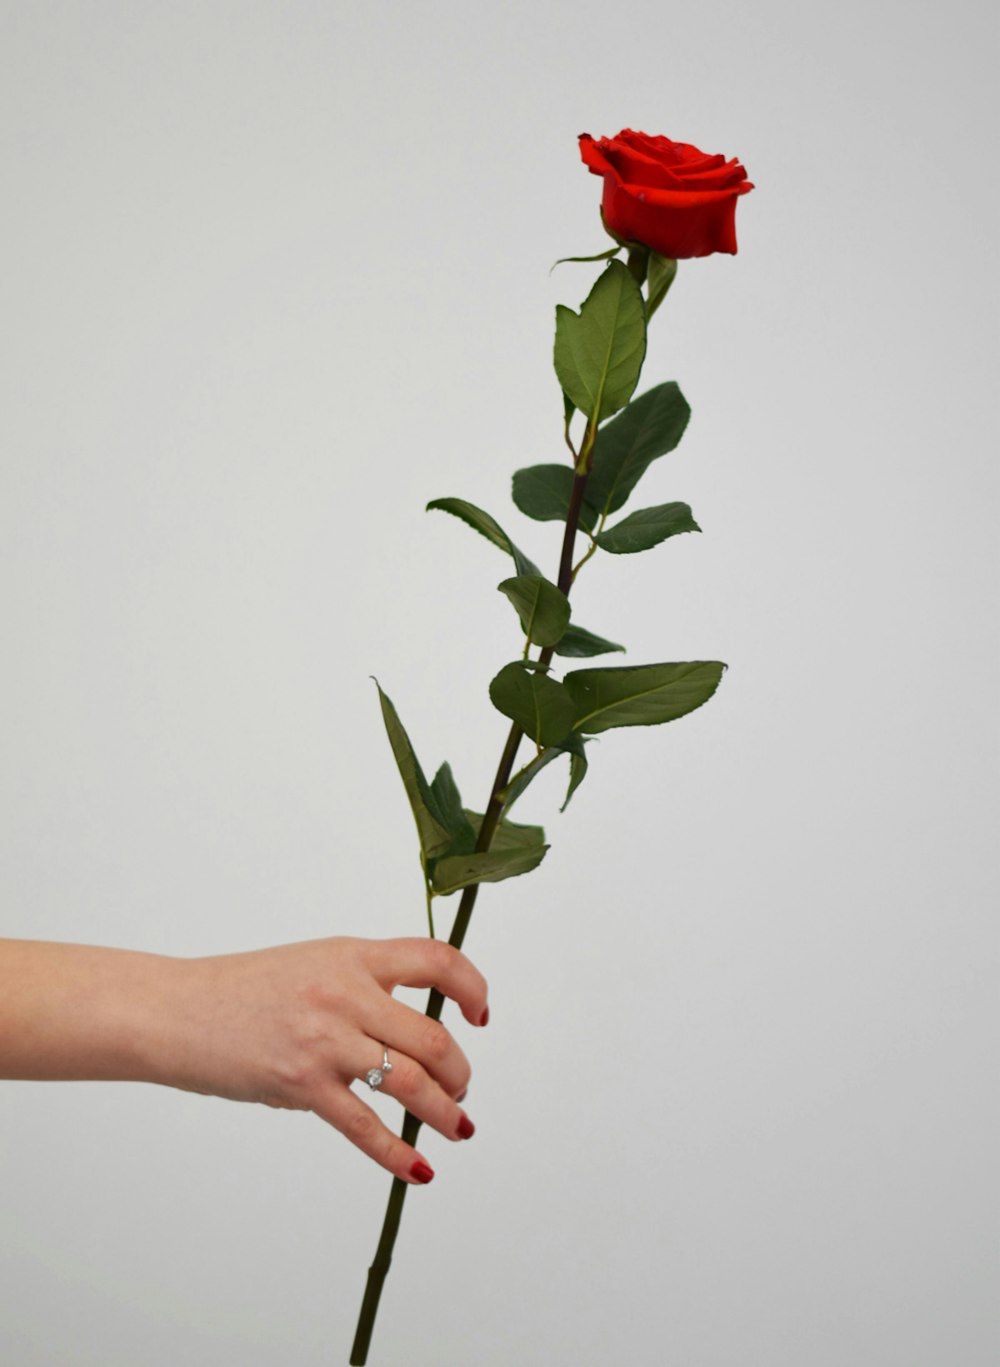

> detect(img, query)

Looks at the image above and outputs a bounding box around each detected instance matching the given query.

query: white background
[1,2,996,1364]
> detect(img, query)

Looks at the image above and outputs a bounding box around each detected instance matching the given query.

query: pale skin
[0,936,488,1185]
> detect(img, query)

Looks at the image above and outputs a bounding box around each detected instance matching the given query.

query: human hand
[155,937,488,1185]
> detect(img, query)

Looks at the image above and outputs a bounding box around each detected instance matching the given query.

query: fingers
[368,994,471,1098]
[364,1045,474,1145]
[312,1086,438,1185]
[303,937,487,1182]
[366,938,489,1029]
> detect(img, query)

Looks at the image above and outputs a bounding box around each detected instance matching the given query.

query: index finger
[367,938,489,1028]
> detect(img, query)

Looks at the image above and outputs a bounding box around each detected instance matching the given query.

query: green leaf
[596,502,701,555]
[497,575,571,647]
[465,809,546,853]
[498,747,563,809]
[511,464,573,522]
[586,382,691,516]
[560,732,589,811]
[511,465,597,534]
[488,661,576,747]
[551,623,626,658]
[431,843,549,895]
[646,253,677,320]
[554,260,647,425]
[502,657,553,674]
[500,733,590,813]
[563,661,726,735]
[432,811,548,895]
[429,763,476,857]
[374,681,452,860]
[426,498,540,577]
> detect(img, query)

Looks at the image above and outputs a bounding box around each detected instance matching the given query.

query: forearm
[0,934,487,1182]
[0,938,187,1083]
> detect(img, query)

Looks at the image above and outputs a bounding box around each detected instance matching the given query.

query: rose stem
[349,464,593,1365]
[353,253,665,1362]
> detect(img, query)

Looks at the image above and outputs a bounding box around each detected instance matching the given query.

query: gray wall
[1,2,995,1364]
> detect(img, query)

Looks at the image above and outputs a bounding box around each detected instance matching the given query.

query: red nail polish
[479,1006,490,1027]
[410,1161,435,1184]
[457,1115,475,1140]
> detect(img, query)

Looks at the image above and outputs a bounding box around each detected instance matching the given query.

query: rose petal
[580,129,753,258]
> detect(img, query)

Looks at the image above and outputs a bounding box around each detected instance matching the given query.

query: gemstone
[366,1068,383,1089]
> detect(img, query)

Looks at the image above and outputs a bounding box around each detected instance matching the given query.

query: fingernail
[456,1115,475,1140]
[457,1089,468,1103]
[479,1006,490,1027]
[410,1161,435,1184]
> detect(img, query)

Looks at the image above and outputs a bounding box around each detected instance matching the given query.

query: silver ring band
[365,1047,393,1091]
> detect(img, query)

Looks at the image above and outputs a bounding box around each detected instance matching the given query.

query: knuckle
[391,1059,422,1101]
[301,977,352,1021]
[425,937,461,974]
[276,1010,333,1098]
[273,1037,321,1099]
[345,1107,379,1149]
[420,1018,450,1063]
[280,1060,316,1100]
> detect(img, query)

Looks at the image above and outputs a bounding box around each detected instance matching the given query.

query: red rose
[579,129,753,259]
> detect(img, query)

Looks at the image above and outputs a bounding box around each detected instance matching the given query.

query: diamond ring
[365,1046,393,1091]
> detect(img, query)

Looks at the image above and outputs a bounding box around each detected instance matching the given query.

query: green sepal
[431,811,548,895]
[497,574,571,648]
[598,206,633,249]
[429,763,477,858]
[596,502,701,555]
[625,243,651,290]
[563,661,726,735]
[646,254,677,320]
[554,260,647,425]
[551,623,626,658]
[586,382,691,517]
[488,661,576,747]
[373,681,452,861]
[551,245,622,270]
[511,464,598,534]
[426,497,540,577]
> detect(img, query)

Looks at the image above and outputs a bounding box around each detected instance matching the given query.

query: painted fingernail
[410,1161,435,1184]
[456,1115,475,1140]
[479,1006,490,1027]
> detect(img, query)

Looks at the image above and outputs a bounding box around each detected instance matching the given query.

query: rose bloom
[579,129,753,259]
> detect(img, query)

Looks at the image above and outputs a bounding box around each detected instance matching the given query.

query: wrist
[126,951,213,1093]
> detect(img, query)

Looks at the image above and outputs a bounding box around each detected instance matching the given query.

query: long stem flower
[349,131,750,1350]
